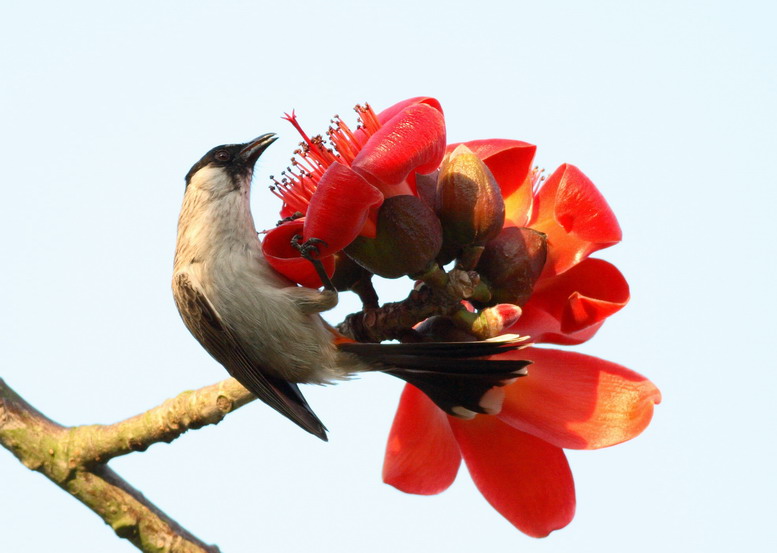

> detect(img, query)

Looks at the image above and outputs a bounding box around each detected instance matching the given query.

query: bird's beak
[239,133,278,167]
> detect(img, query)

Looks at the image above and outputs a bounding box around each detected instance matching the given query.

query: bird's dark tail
[337,335,531,419]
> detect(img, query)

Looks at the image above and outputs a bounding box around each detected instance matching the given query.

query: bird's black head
[185,133,277,186]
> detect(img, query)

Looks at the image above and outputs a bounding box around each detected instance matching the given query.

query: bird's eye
[214,150,231,162]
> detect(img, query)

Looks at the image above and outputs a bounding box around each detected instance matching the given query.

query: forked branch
[0,377,256,553]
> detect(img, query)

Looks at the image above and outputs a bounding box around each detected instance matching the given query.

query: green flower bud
[345,195,442,279]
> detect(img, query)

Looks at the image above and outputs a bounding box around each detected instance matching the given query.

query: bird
[172,133,531,441]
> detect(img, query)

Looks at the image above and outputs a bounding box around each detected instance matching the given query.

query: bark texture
[0,377,255,553]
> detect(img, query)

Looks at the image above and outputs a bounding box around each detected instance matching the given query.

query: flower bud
[454,303,523,340]
[345,195,442,278]
[476,227,547,307]
[436,145,506,262]
[413,170,439,210]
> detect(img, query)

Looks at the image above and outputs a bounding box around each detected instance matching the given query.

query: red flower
[262,96,659,535]
[457,140,630,343]
[262,98,446,287]
[383,137,660,536]
[384,351,660,537]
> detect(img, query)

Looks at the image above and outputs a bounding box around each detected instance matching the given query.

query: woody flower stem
[0,377,256,553]
[337,264,500,343]
[337,282,464,343]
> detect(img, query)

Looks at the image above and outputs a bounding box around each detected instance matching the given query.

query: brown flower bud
[476,227,547,307]
[414,170,439,210]
[436,145,506,262]
[345,195,443,279]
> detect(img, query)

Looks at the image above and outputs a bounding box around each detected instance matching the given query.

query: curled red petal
[510,258,629,345]
[376,96,443,124]
[303,162,384,251]
[515,305,604,346]
[499,347,661,450]
[383,384,462,495]
[352,103,446,186]
[450,416,575,538]
[261,219,336,288]
[503,177,535,229]
[530,164,622,276]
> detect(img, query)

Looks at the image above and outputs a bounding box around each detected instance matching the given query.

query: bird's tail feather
[338,335,531,419]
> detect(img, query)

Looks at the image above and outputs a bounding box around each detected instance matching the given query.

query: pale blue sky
[1,1,775,551]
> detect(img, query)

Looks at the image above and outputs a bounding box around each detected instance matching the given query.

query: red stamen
[356,103,381,135]
[327,115,361,164]
[273,102,385,213]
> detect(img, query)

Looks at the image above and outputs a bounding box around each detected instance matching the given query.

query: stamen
[327,115,362,164]
[530,166,546,193]
[356,103,381,135]
[273,101,385,213]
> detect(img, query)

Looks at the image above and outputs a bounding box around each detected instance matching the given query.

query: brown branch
[336,267,495,343]
[73,378,255,464]
[337,284,462,342]
[0,377,256,553]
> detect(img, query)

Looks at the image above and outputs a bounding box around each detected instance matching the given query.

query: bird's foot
[291,235,335,291]
[291,235,327,260]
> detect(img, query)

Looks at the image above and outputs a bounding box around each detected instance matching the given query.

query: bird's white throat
[175,167,258,272]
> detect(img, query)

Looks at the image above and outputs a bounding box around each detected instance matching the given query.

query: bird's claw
[290,235,336,291]
[291,235,328,260]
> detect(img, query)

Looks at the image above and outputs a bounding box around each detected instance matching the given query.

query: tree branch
[74,378,255,464]
[337,284,462,342]
[0,377,256,553]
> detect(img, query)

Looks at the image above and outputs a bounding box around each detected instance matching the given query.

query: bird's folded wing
[173,273,328,440]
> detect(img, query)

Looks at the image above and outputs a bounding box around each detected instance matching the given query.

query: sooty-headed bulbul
[172,134,530,441]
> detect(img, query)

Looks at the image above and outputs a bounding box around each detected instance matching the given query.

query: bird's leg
[291,234,336,292]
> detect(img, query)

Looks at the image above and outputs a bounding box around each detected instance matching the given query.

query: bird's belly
[200,261,346,384]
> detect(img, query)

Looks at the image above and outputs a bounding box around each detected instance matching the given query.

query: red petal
[354,97,444,150]
[261,219,336,288]
[511,258,630,345]
[499,347,661,450]
[352,103,446,186]
[376,96,443,125]
[530,164,622,276]
[383,384,462,495]
[303,162,384,251]
[450,416,575,537]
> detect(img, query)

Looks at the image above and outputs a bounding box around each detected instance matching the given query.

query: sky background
[1,1,775,551]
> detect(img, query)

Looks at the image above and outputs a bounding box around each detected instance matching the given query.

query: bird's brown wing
[173,273,328,440]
